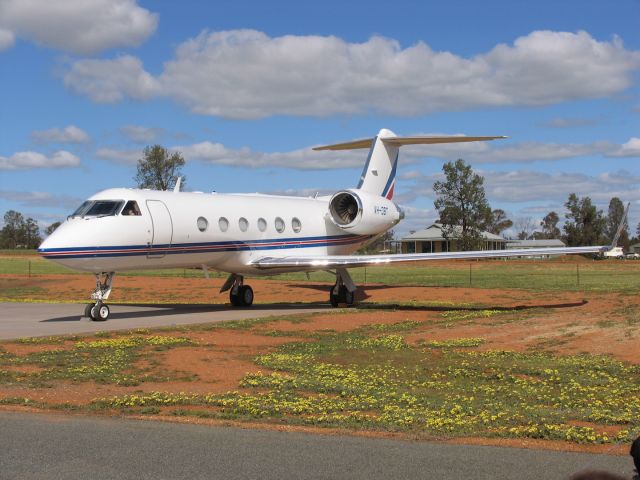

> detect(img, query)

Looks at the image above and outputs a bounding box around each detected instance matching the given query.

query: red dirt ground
[1,271,639,454]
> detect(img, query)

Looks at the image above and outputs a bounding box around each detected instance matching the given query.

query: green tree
[485,208,512,235]
[1,210,26,248]
[45,221,61,236]
[0,211,41,249]
[563,194,605,247]
[605,197,629,248]
[24,217,41,249]
[134,145,186,191]
[433,159,491,251]
[539,211,561,239]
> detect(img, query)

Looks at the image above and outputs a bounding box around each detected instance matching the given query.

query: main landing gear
[221,274,254,307]
[84,272,115,321]
[329,268,357,307]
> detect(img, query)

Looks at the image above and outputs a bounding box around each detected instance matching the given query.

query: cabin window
[197,217,208,232]
[122,201,141,216]
[218,217,229,232]
[239,217,249,232]
[257,218,267,232]
[84,200,124,217]
[275,217,285,233]
[292,217,302,233]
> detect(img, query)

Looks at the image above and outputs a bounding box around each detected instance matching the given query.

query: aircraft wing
[251,245,607,270]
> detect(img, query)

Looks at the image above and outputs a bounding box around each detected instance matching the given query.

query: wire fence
[2,255,639,292]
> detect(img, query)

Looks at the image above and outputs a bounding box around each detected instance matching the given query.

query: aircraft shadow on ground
[293,283,588,312]
[356,300,588,312]
[40,303,328,323]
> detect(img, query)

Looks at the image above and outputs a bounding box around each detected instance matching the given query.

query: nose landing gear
[85,272,115,321]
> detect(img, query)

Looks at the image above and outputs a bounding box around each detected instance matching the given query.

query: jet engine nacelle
[328,189,403,235]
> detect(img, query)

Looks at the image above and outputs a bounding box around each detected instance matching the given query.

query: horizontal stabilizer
[313,138,374,151]
[313,135,506,151]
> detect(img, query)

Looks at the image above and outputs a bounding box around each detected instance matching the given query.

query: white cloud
[176,141,363,170]
[0,190,82,210]
[396,136,626,164]
[400,169,640,205]
[0,28,15,51]
[63,55,161,103]
[95,147,141,164]
[120,125,163,144]
[606,137,640,157]
[31,125,90,144]
[0,0,157,55]
[95,136,638,171]
[63,29,640,118]
[465,141,613,164]
[0,150,80,170]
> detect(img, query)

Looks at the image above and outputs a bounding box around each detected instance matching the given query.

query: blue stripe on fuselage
[38,234,370,259]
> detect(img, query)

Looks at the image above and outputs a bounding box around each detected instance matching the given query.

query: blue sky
[1,0,639,238]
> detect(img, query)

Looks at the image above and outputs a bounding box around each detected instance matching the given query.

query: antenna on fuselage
[173,177,182,193]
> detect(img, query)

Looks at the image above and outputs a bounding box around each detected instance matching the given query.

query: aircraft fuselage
[38,188,374,275]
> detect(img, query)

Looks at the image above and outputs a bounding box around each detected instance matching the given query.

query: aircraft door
[146,200,173,258]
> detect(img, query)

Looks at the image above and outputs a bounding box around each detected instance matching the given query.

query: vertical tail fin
[358,129,399,200]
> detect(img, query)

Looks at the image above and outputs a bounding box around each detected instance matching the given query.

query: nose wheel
[86,302,110,321]
[84,272,115,321]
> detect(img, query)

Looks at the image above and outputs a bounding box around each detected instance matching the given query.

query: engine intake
[329,191,362,225]
[328,189,401,235]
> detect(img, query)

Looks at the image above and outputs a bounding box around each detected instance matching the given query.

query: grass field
[2,249,640,450]
[2,250,639,293]
[1,311,639,448]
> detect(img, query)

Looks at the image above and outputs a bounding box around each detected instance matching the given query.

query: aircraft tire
[344,289,354,306]
[84,303,93,318]
[329,283,340,307]
[90,302,110,321]
[330,291,340,307]
[240,285,254,307]
[230,290,241,307]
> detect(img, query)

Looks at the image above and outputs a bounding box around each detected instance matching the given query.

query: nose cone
[38,224,65,253]
[37,220,83,269]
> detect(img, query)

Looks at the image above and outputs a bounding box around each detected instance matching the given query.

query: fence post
[469,263,472,287]
[576,263,580,287]
[28,260,31,278]
[364,267,367,284]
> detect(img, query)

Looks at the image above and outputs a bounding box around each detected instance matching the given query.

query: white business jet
[38,129,612,321]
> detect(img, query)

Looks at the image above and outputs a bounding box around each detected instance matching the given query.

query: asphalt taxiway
[0,411,633,480]
[0,302,326,340]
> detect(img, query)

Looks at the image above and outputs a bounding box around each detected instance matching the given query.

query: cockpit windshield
[69,200,125,218]
[70,201,92,218]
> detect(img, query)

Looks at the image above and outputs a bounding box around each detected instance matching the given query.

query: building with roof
[399,223,507,253]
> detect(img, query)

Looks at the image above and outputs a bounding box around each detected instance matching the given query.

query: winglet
[609,202,631,250]
[173,177,182,193]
